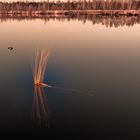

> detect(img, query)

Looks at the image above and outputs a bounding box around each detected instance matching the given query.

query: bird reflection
[33,85,51,128]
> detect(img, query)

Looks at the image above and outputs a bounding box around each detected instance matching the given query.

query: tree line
[0,0,140,12]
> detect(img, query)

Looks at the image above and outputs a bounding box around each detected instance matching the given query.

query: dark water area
[0,15,140,139]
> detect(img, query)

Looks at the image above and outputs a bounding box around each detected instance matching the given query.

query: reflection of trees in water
[33,86,51,128]
[0,15,140,27]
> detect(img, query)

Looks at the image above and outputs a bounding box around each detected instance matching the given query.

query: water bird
[8,47,14,51]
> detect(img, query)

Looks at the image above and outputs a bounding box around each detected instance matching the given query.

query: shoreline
[0,10,140,16]
[0,13,139,28]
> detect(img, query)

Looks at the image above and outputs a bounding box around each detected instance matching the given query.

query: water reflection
[33,86,51,128]
[0,15,140,27]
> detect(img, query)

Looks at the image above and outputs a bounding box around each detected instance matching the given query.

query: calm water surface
[0,17,140,139]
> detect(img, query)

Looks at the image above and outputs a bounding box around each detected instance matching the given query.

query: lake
[0,15,140,139]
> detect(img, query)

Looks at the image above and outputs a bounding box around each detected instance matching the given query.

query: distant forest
[0,0,140,12]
